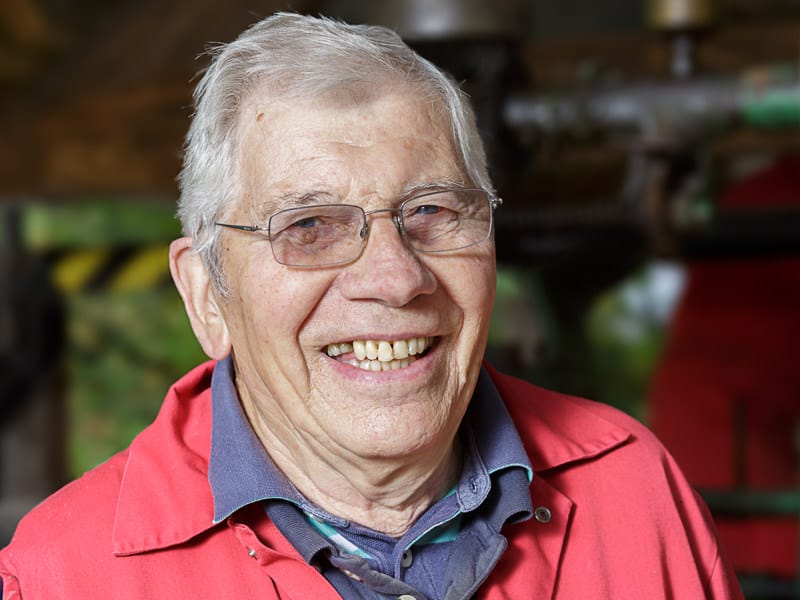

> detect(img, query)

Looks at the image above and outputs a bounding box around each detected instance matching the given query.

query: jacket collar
[111,361,631,555]
[112,361,218,556]
[484,363,632,473]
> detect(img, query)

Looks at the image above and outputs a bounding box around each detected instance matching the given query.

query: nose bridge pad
[391,213,403,235]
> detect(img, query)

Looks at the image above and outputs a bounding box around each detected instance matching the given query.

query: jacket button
[534,506,552,523]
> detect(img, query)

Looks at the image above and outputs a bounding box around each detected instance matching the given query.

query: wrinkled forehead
[239,77,452,140]
[233,82,464,206]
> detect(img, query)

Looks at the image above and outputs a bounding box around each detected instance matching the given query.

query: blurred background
[0,0,798,596]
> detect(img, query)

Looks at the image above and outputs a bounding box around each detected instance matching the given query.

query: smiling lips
[325,337,433,371]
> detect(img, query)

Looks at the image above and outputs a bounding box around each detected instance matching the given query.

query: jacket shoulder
[4,450,128,552]
[485,364,670,471]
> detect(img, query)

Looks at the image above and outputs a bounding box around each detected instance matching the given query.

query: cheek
[224,266,339,399]
[233,261,338,344]
[441,256,496,324]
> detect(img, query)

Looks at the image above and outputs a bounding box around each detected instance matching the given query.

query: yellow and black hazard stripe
[48,244,172,294]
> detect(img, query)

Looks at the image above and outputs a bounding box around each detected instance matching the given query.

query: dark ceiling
[1,0,799,201]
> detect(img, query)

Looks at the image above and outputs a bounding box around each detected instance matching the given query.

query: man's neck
[245,403,462,537]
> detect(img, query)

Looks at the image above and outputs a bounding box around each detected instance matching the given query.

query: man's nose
[338,215,437,307]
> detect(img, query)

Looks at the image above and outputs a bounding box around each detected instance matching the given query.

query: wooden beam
[0,83,190,198]
[0,0,61,48]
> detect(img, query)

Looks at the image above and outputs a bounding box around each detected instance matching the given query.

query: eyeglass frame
[214,187,502,268]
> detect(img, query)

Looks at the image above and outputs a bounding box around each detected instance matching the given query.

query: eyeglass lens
[268,189,494,267]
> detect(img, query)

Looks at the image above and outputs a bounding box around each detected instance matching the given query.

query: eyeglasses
[215,188,502,268]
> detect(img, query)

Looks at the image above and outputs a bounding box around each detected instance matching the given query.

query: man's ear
[169,237,231,360]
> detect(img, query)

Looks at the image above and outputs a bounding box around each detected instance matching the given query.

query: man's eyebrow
[256,191,336,218]
[256,180,468,216]
[401,177,469,198]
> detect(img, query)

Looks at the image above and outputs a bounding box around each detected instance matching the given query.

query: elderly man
[1,13,741,599]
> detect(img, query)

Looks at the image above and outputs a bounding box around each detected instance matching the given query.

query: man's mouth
[325,337,434,372]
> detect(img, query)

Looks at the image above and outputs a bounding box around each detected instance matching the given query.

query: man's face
[215,88,496,463]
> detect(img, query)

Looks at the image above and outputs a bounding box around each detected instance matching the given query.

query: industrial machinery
[328,0,800,268]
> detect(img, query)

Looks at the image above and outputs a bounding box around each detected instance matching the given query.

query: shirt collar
[208,358,533,524]
[455,369,533,512]
[468,369,534,479]
[208,356,302,523]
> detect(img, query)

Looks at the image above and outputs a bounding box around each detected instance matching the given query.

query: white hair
[177,12,492,292]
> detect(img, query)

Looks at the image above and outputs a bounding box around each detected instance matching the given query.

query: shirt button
[342,568,363,582]
[401,549,413,568]
[534,506,552,523]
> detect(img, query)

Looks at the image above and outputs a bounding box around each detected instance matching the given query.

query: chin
[335,403,459,460]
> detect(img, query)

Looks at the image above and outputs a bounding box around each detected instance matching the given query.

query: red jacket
[0,362,742,599]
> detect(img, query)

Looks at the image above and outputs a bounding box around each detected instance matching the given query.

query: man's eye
[411,204,442,216]
[291,216,320,229]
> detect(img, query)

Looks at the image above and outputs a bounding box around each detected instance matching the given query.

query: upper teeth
[326,337,430,362]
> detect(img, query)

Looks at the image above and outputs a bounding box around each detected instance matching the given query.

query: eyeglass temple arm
[215,222,264,232]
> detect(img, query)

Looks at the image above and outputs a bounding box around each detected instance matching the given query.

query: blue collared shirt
[208,356,532,599]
